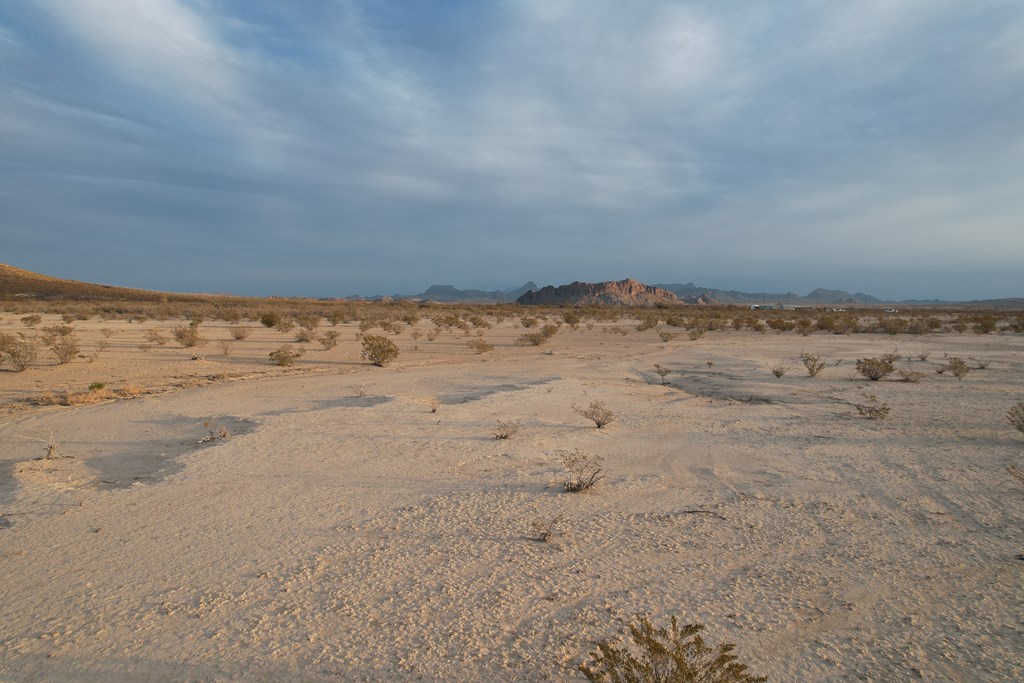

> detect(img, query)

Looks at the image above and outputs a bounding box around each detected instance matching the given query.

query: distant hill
[399,282,537,302]
[517,279,680,306]
[655,282,883,306]
[0,263,192,302]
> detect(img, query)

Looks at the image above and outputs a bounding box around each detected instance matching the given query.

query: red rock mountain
[516,279,681,306]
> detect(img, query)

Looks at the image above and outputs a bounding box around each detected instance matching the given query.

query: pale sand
[1,315,1022,681]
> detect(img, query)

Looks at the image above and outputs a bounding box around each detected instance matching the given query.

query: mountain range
[2,264,1021,308]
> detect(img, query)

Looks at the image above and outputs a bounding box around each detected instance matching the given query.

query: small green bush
[856,358,894,381]
[269,345,301,366]
[580,615,766,683]
[172,322,205,348]
[946,357,970,379]
[361,334,399,366]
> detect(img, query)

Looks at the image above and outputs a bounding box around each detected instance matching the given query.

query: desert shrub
[144,328,168,345]
[767,318,794,332]
[467,338,494,353]
[799,352,826,377]
[521,316,540,328]
[855,392,890,419]
[295,314,321,330]
[946,357,970,379]
[897,369,925,383]
[573,400,615,428]
[796,318,815,336]
[259,312,281,328]
[50,334,80,364]
[21,314,42,327]
[529,514,563,543]
[1005,402,1024,434]
[767,361,789,378]
[856,358,894,381]
[269,345,301,366]
[906,319,930,335]
[61,313,76,323]
[580,615,766,683]
[1,334,39,371]
[361,334,399,366]
[562,449,604,493]
[659,331,675,342]
[172,323,206,348]
[879,348,901,363]
[328,309,347,325]
[917,350,931,361]
[294,327,316,343]
[318,330,340,349]
[952,321,968,333]
[40,324,75,345]
[229,326,251,340]
[493,419,521,440]
[563,311,582,329]
[274,318,295,334]
[636,316,659,332]
[973,316,997,334]
[515,324,559,346]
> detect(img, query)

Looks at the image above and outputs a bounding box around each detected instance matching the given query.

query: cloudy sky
[1,1,1022,300]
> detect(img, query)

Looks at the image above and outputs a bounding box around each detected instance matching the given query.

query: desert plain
[1,311,1022,681]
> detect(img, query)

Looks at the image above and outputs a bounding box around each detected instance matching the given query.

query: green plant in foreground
[580,615,766,683]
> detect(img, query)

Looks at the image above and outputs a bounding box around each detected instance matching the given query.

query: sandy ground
[1,314,1023,681]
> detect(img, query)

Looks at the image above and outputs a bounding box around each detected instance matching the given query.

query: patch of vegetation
[361,334,399,366]
[562,449,604,493]
[946,357,970,380]
[269,345,302,366]
[1007,402,1024,435]
[580,615,766,683]
[767,361,789,378]
[855,357,894,381]
[799,351,826,377]
[573,400,616,428]
[493,419,522,440]
[854,392,890,419]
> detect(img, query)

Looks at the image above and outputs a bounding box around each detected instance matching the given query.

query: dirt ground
[2,312,1022,681]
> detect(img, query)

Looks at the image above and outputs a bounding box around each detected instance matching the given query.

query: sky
[1,1,1022,301]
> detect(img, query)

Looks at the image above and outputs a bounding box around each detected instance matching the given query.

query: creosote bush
[172,322,206,348]
[580,615,766,683]
[269,345,301,366]
[467,338,494,353]
[515,323,559,346]
[493,419,521,440]
[361,334,399,367]
[530,514,563,542]
[50,334,80,365]
[1,334,39,371]
[799,351,826,377]
[854,392,890,419]
[229,326,251,340]
[318,330,340,350]
[1007,402,1024,435]
[573,400,616,428]
[856,357,894,381]
[562,449,604,493]
[946,357,970,380]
